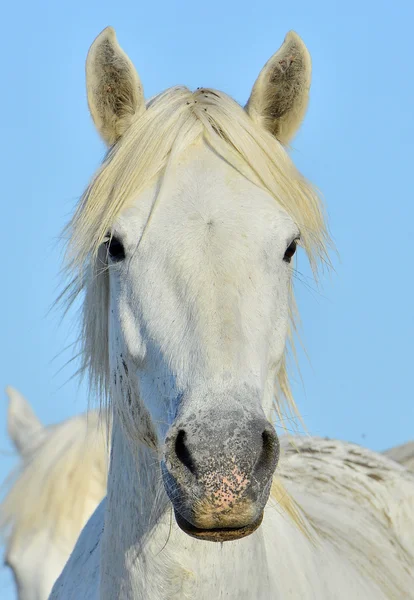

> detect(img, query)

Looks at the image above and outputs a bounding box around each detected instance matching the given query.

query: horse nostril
[175,429,197,475]
[253,428,279,481]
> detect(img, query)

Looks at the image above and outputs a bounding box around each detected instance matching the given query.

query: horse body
[47,27,414,599]
[3,393,413,599]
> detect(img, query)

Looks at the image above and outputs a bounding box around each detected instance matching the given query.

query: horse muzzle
[162,408,279,542]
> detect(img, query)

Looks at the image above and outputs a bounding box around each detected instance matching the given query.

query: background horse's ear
[86,27,145,146]
[5,386,44,455]
[246,31,311,145]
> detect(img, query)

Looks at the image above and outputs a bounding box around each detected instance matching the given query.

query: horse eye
[105,236,125,261]
[283,239,298,263]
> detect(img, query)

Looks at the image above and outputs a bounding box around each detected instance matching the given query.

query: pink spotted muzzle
[162,408,279,542]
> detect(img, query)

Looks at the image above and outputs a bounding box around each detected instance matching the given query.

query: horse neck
[100,412,273,600]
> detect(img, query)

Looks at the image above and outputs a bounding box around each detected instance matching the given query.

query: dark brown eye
[283,239,298,263]
[105,236,125,261]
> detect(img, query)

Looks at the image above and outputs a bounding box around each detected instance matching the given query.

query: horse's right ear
[246,31,311,145]
[5,386,44,455]
[86,27,146,146]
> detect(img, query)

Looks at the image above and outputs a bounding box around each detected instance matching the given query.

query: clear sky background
[0,0,413,597]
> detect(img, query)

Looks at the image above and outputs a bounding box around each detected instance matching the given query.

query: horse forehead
[118,144,293,249]
[162,145,282,221]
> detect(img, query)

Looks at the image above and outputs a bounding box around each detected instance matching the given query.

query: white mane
[0,411,108,554]
[62,86,331,425]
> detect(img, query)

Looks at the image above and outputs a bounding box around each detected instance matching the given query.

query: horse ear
[246,31,311,145]
[86,27,145,146]
[5,386,44,455]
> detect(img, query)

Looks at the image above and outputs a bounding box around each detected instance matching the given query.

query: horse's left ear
[246,31,311,145]
[5,386,44,455]
[86,27,146,146]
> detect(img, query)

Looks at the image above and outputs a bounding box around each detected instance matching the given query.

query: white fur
[51,433,414,599]
[3,392,412,600]
[6,387,46,455]
[51,146,414,599]
[1,389,108,600]
[384,441,414,471]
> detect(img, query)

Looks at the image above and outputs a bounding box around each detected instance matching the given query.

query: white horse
[0,387,108,600]
[48,27,414,599]
[1,390,412,600]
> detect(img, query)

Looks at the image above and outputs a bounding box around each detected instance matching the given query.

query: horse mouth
[174,510,264,542]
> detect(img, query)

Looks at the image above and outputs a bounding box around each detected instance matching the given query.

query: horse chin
[174,509,264,542]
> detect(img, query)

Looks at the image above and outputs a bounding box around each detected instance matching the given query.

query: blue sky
[1,0,413,597]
